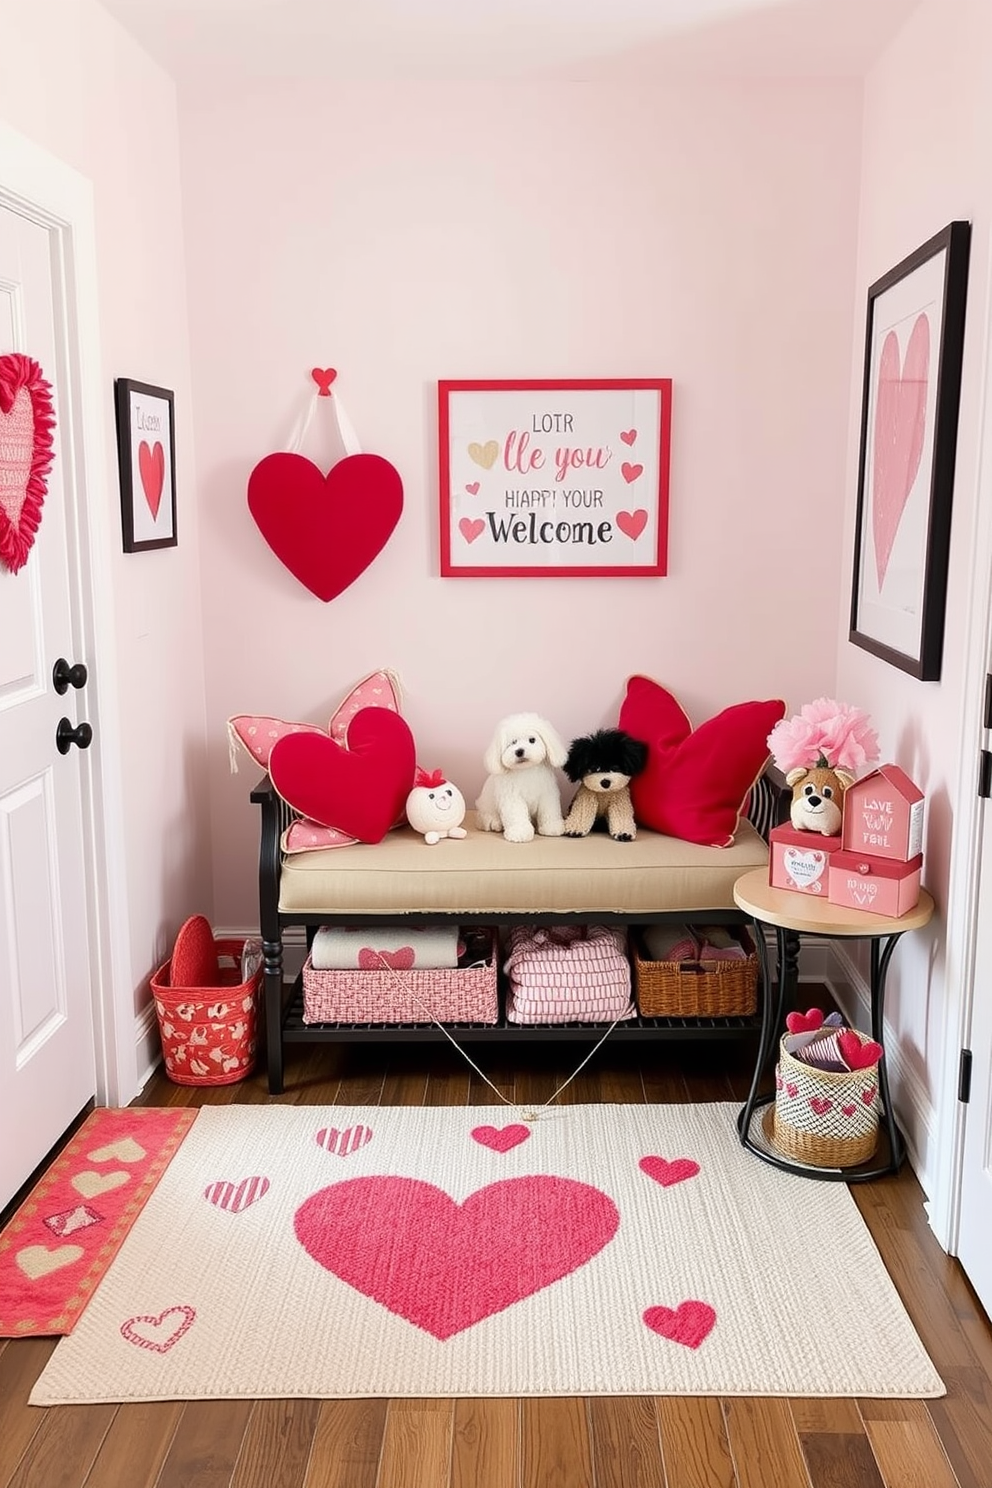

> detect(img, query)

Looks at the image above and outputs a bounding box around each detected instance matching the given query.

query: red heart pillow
[269,707,416,844]
[618,676,786,847]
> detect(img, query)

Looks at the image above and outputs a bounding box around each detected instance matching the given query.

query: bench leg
[263,939,285,1095]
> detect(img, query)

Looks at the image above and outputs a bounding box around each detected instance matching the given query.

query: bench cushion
[278,812,769,917]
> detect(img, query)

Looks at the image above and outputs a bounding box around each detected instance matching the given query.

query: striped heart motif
[121,1305,196,1354]
[316,1124,373,1157]
[204,1176,270,1213]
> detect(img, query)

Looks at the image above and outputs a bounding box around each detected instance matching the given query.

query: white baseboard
[134,999,163,1092]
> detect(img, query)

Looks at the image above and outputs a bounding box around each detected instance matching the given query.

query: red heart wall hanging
[269,706,416,843]
[0,354,56,574]
[248,450,403,602]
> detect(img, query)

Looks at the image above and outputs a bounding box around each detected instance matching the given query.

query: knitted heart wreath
[0,354,56,573]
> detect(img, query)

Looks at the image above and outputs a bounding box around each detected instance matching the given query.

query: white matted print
[439,380,671,577]
[114,378,177,552]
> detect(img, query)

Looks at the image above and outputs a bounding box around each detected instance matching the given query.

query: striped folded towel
[504,925,634,1025]
[310,925,462,971]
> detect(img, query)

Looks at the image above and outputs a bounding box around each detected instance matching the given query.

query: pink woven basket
[302,935,497,1024]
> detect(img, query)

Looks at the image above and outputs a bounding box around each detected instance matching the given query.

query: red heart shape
[269,707,415,843]
[617,509,648,540]
[471,1124,531,1153]
[311,367,337,395]
[872,315,929,589]
[643,1300,715,1349]
[0,353,56,573]
[294,1175,618,1339]
[838,1032,884,1070]
[619,429,637,446]
[358,946,415,971]
[620,461,643,483]
[810,1097,833,1115]
[138,439,165,519]
[619,676,785,846]
[785,1008,824,1035]
[861,1085,877,1105]
[248,451,403,602]
[638,1156,700,1187]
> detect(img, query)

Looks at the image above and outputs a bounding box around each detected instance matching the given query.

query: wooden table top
[733,867,934,937]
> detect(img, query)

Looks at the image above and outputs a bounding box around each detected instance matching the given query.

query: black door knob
[53,658,88,695]
[56,718,93,754]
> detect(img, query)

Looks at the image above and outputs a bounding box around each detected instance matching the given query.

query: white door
[0,193,96,1207]
[957,735,992,1315]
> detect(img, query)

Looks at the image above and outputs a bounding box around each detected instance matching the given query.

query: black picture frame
[849,221,970,680]
[114,378,177,552]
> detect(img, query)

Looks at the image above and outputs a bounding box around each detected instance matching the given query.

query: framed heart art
[114,378,177,552]
[849,221,971,680]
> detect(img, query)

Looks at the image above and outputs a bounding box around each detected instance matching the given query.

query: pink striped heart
[316,1124,374,1157]
[639,1156,699,1187]
[471,1124,530,1153]
[644,1300,716,1349]
[204,1176,270,1213]
[121,1305,196,1354]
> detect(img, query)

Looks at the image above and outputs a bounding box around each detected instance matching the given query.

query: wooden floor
[2,1027,992,1488]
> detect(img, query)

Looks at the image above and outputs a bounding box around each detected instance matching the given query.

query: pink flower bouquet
[767,698,879,778]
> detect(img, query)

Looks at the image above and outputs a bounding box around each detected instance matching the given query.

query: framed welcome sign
[438,379,671,577]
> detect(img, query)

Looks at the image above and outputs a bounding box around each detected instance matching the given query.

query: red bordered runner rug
[0,1107,196,1337]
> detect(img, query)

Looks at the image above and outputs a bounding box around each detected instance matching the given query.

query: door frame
[0,118,136,1107]
[927,249,992,1253]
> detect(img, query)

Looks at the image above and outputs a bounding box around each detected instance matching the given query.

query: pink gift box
[769,824,841,897]
[827,850,923,917]
[841,764,924,862]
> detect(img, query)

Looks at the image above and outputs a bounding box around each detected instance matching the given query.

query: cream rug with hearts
[29,1103,942,1403]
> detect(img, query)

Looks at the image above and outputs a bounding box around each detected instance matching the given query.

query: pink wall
[177,78,864,928]
[0,0,211,1011]
[835,0,992,1178]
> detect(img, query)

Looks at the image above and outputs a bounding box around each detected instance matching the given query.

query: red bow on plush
[415,768,446,788]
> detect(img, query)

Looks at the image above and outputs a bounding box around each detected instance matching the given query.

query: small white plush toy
[406,769,468,845]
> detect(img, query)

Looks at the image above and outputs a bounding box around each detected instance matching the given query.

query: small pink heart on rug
[619,429,637,446]
[638,1156,699,1187]
[841,1104,857,1118]
[295,1176,619,1339]
[311,367,337,395]
[357,946,415,971]
[121,1305,195,1354]
[786,1008,824,1035]
[459,517,485,544]
[644,1300,716,1350]
[471,1124,530,1153]
[315,1124,374,1157]
[786,1082,798,1099]
[838,1032,883,1071]
[204,1176,270,1212]
[620,461,643,484]
[617,509,647,540]
[861,1085,877,1106]
[138,439,165,519]
[810,1097,833,1116]
[465,481,480,495]
[872,314,929,590]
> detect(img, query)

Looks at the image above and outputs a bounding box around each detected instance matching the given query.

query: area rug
[0,1107,196,1337]
[29,1103,943,1403]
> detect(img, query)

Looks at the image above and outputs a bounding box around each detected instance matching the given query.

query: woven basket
[151,938,261,1087]
[771,1029,880,1167]
[302,934,498,1024]
[632,928,758,1017]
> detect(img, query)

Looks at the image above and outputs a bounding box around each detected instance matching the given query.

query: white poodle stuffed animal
[475,712,567,842]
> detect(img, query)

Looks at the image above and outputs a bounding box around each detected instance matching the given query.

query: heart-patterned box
[768,824,841,897]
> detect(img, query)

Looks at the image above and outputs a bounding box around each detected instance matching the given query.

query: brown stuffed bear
[562,729,648,842]
[786,764,855,835]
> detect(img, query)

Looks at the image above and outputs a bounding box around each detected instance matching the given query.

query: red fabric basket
[151,937,261,1086]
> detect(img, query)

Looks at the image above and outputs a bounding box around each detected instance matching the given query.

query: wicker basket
[302,933,498,1024]
[632,927,758,1017]
[151,938,261,1087]
[770,1029,880,1167]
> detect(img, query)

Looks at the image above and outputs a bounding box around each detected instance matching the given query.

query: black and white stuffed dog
[562,729,649,842]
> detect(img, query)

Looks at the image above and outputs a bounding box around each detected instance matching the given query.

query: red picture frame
[438,379,671,578]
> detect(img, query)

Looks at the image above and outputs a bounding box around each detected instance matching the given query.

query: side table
[732,868,934,1182]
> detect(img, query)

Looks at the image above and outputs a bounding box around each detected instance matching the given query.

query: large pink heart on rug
[294,1175,619,1339]
[0,353,56,574]
[247,450,403,602]
[269,706,415,842]
[871,314,929,591]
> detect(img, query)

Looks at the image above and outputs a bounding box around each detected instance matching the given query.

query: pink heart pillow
[618,675,786,847]
[270,708,416,844]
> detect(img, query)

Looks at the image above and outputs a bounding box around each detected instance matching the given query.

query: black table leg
[737,918,787,1145]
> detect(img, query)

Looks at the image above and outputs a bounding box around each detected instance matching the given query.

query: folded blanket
[310,925,462,971]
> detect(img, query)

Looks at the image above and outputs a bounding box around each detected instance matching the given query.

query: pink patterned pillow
[228,669,403,852]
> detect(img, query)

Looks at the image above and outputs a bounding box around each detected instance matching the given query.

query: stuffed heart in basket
[269,707,416,843]
[838,1031,884,1070]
